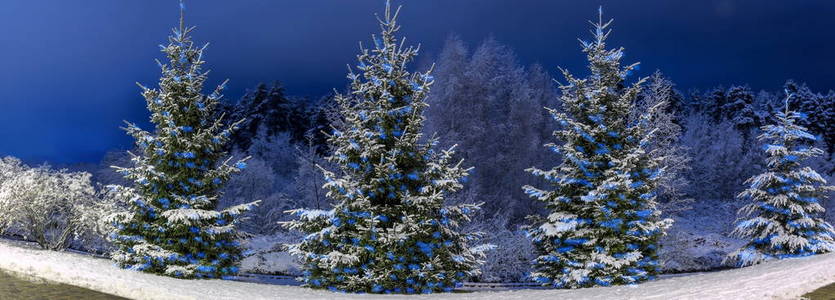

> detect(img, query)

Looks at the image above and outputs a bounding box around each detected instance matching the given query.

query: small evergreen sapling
[283,1,489,294]
[109,2,258,279]
[523,8,672,288]
[728,92,835,267]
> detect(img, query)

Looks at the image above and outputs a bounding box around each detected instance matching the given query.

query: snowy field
[1,239,833,300]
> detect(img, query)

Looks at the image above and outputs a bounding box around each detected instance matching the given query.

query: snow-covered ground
[1,238,833,300]
[239,234,302,276]
[659,212,746,273]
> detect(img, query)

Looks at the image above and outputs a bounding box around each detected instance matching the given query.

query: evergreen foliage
[228,83,300,148]
[283,2,489,294]
[728,93,835,266]
[221,82,330,151]
[785,80,834,154]
[109,3,258,279]
[723,86,757,134]
[703,86,728,123]
[523,9,672,288]
[696,85,757,132]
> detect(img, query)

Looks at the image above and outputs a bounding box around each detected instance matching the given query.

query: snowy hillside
[1,238,833,300]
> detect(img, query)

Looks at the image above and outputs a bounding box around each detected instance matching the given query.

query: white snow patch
[660,227,745,272]
[1,238,834,300]
[239,235,302,276]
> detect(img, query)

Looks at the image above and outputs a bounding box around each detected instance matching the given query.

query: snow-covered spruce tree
[727,93,835,267]
[723,86,758,138]
[523,9,672,288]
[110,3,257,279]
[283,2,489,294]
[700,87,729,123]
[784,80,834,154]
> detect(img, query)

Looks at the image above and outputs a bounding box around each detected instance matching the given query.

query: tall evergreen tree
[523,9,671,288]
[754,90,780,129]
[109,2,257,279]
[283,2,488,294]
[727,93,835,266]
[785,80,833,154]
[723,86,757,135]
[704,86,728,122]
[785,80,819,125]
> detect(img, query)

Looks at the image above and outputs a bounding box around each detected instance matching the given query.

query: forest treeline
[95,36,834,227]
[83,24,834,284]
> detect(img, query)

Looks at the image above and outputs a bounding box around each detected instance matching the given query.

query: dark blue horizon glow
[0,0,833,164]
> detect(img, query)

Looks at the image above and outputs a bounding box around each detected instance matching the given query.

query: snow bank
[659,200,748,273]
[1,238,834,300]
[660,223,745,273]
[239,235,302,276]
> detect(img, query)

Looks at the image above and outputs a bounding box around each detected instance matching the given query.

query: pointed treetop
[587,6,613,47]
[179,0,186,34]
[375,0,402,34]
[598,6,603,23]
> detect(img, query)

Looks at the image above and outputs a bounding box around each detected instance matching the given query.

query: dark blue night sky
[1,0,833,164]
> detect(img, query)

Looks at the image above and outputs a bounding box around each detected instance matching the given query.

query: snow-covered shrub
[0,165,96,250]
[681,115,764,232]
[244,131,299,179]
[288,135,333,211]
[0,156,25,183]
[0,157,26,233]
[218,120,337,237]
[464,214,534,283]
[659,222,743,272]
[220,156,286,235]
[74,186,128,254]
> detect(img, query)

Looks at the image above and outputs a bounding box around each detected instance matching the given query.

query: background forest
[74,35,835,281]
[1,33,833,283]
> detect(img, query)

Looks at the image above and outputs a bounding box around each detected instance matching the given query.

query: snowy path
[1,239,833,300]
